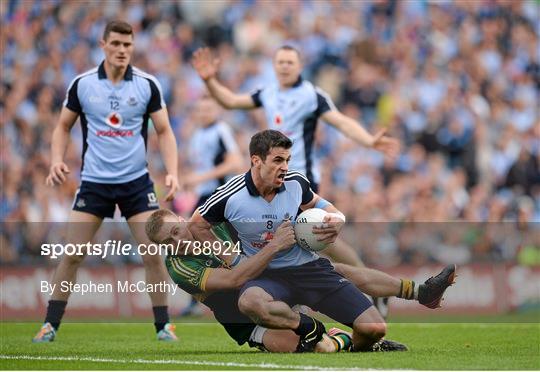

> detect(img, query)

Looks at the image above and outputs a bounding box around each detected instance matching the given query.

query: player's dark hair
[249,130,292,161]
[103,20,133,41]
[145,209,176,243]
[275,45,302,61]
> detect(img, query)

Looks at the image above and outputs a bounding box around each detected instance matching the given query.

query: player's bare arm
[192,47,256,110]
[321,110,400,158]
[204,221,296,291]
[151,107,179,201]
[45,107,79,186]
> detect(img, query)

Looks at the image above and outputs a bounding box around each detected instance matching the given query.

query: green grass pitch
[1,319,539,370]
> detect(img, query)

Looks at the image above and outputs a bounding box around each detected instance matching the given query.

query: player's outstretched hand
[312,213,345,244]
[192,47,219,81]
[45,162,70,186]
[164,174,179,202]
[270,220,296,251]
[372,129,400,158]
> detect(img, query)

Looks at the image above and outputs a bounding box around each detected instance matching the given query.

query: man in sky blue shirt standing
[33,21,179,343]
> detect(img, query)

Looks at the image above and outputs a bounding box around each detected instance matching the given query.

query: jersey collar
[245,170,286,197]
[98,61,133,81]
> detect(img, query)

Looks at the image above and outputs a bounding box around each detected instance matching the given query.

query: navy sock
[153,306,169,333]
[44,300,67,331]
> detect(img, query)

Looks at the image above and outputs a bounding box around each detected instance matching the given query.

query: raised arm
[192,48,256,110]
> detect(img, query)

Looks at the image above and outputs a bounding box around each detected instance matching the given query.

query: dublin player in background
[178,94,243,316]
[33,21,179,342]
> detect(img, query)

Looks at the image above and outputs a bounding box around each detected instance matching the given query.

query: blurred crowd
[1,0,539,266]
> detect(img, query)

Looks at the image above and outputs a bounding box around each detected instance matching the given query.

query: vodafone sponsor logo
[107,112,123,128]
[96,129,134,137]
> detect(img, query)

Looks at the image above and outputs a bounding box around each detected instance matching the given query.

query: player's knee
[238,290,258,314]
[352,319,386,341]
[238,289,265,317]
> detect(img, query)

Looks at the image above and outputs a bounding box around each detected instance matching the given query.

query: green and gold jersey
[165,253,231,298]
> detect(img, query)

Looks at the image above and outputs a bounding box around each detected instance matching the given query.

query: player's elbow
[220,100,235,110]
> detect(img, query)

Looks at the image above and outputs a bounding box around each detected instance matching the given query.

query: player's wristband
[314,198,331,209]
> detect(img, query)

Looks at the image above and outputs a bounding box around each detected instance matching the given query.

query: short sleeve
[146,78,166,113]
[314,87,336,117]
[167,256,211,294]
[217,123,239,153]
[63,78,82,113]
[251,89,263,108]
[197,188,228,224]
[285,172,314,205]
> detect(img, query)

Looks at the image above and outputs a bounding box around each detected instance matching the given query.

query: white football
[294,208,329,252]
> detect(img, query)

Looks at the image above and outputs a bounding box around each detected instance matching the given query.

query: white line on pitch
[0,354,395,371]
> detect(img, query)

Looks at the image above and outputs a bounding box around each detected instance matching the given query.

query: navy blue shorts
[72,173,159,219]
[240,258,373,327]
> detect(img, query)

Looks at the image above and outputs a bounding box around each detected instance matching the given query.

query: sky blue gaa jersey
[63,62,165,184]
[198,170,319,269]
[251,77,336,185]
[188,121,239,197]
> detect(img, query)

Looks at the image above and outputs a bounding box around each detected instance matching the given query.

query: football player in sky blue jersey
[33,21,179,343]
[190,130,406,352]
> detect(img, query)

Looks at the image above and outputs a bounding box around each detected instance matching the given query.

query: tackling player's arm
[46,107,79,186]
[151,107,179,201]
[192,47,256,110]
[204,221,295,291]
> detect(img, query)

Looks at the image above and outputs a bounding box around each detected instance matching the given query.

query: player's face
[195,98,220,127]
[159,215,193,255]
[100,32,134,70]
[254,147,290,188]
[273,49,302,88]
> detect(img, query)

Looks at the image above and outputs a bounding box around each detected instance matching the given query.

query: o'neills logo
[96,130,134,137]
[107,112,123,128]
